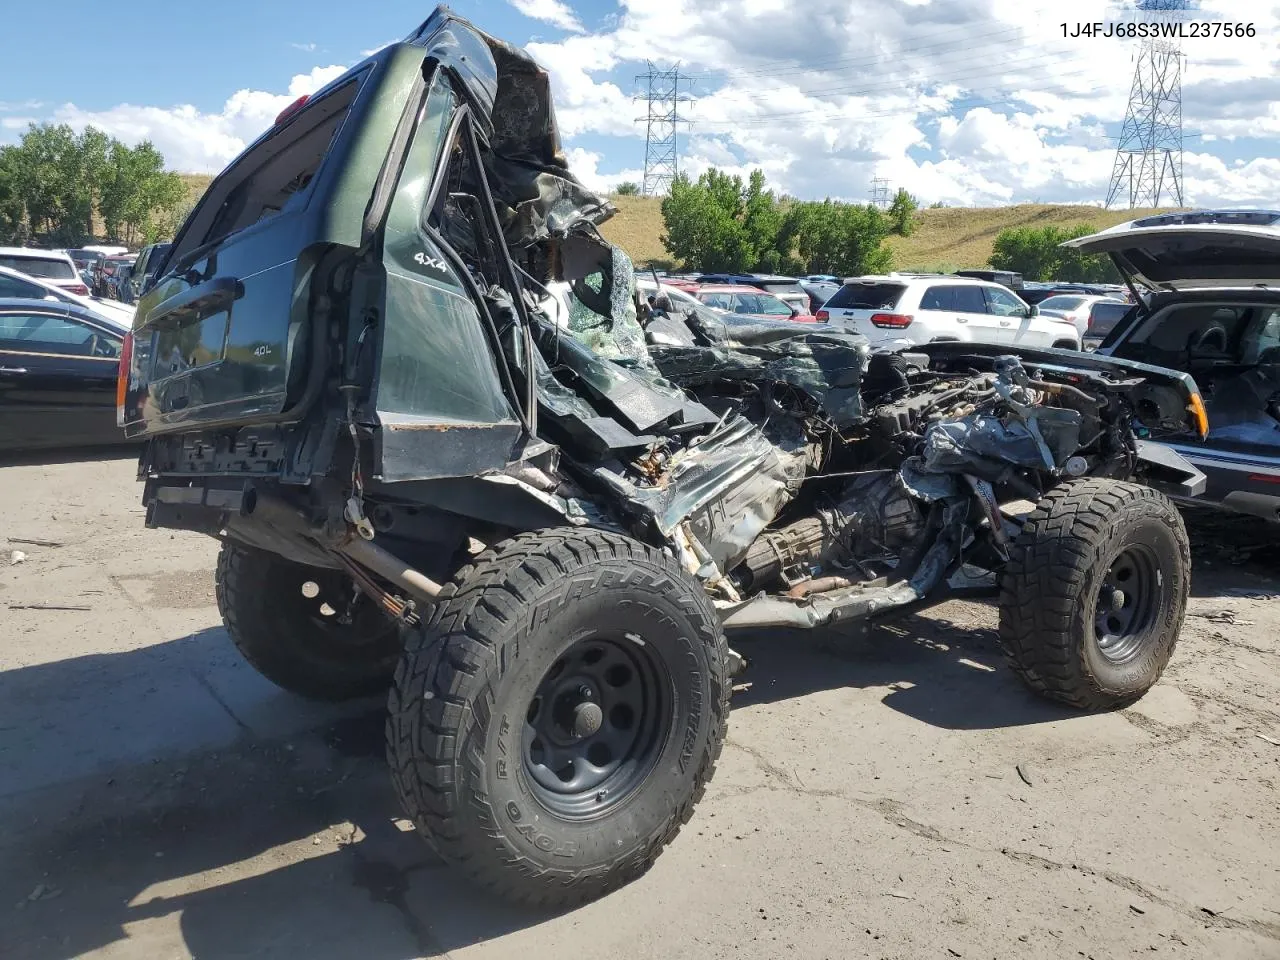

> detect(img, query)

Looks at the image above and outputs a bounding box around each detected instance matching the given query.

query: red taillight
[1248,473,1280,485]
[116,332,133,427]
[870,312,913,328]
[275,95,309,126]
[68,283,89,295]
[815,309,830,322]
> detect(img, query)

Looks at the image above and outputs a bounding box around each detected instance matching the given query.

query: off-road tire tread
[997,479,1189,710]
[386,527,729,908]
[215,542,399,701]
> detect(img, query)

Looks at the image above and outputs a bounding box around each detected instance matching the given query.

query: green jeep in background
[121,6,1208,905]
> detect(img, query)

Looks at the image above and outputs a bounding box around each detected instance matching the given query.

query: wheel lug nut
[579,684,593,700]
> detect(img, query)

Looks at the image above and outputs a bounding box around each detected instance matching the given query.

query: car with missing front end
[121,7,1210,908]
[1067,210,1280,522]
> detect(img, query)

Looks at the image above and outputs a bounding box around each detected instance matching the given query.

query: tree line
[0,124,189,248]
[656,169,917,276]
[989,223,1119,283]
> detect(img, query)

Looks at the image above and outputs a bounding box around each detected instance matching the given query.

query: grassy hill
[886,203,1169,272]
[174,176,1160,273]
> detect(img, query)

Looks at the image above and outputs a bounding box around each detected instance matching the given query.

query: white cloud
[518,0,1280,208]
[47,65,349,174]
[9,0,1280,210]
[289,42,317,52]
[564,147,645,193]
[508,0,585,33]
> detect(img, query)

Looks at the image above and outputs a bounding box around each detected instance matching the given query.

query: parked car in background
[817,275,1080,350]
[92,254,137,299]
[803,274,838,283]
[694,284,817,322]
[636,277,702,312]
[799,279,840,312]
[1081,299,1134,349]
[0,248,88,296]
[1069,209,1280,520]
[954,268,1024,292]
[0,265,135,326]
[1036,294,1128,338]
[129,242,172,298]
[0,298,130,452]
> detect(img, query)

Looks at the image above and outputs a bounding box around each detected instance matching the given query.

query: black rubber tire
[215,543,402,701]
[386,527,729,907]
[998,479,1190,710]
[1051,339,1080,351]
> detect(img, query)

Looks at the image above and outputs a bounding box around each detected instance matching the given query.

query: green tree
[660,169,766,272]
[780,199,892,276]
[989,224,1118,282]
[0,123,186,246]
[613,181,640,196]
[888,188,918,236]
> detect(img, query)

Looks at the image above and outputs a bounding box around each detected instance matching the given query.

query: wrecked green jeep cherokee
[120,7,1208,906]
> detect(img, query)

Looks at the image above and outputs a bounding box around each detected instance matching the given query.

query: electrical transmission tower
[635,62,694,196]
[868,178,893,209]
[1105,0,1187,209]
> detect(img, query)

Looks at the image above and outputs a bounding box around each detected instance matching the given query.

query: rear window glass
[825,283,904,310]
[0,256,74,280]
[1087,302,1132,333]
[186,77,362,254]
[1039,296,1088,311]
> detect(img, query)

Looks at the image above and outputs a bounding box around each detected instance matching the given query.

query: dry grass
[598,195,671,267]
[179,173,213,208]
[171,177,1163,274]
[887,204,1171,271]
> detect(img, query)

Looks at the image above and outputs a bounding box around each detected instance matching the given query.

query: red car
[693,284,817,322]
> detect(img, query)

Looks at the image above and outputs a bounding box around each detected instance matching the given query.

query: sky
[2,0,1278,208]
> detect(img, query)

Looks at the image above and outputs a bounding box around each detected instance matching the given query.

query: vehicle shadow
[731,606,1080,730]
[2,529,1268,959]
[0,445,140,468]
[0,631,580,960]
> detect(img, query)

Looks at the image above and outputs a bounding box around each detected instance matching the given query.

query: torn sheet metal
[598,413,811,576]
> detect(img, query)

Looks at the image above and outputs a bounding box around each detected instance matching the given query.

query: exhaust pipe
[246,492,442,604]
[335,537,442,603]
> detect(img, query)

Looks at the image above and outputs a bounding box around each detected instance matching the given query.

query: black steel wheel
[522,635,671,819]
[1094,544,1163,664]
[387,527,728,907]
[215,543,401,701]
[999,479,1190,710]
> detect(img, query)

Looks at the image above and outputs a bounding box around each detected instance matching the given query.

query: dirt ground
[0,453,1278,960]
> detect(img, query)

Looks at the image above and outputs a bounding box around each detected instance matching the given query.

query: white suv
[816,274,1082,350]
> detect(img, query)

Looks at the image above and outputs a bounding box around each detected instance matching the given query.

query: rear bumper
[1162,443,1280,521]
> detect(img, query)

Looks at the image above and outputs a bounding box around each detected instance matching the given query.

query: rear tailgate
[818,281,907,337]
[121,47,423,438]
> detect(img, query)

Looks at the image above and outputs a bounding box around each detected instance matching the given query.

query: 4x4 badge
[413,251,449,274]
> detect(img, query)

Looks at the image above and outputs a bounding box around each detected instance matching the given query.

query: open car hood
[1063,211,1280,292]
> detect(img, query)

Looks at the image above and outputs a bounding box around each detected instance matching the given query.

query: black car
[954,268,1024,291]
[0,299,128,452]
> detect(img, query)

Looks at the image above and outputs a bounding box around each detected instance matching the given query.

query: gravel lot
[1,453,1278,960]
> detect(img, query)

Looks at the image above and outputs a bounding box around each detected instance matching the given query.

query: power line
[635,62,695,196]
[869,177,893,209]
[1105,0,1188,208]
